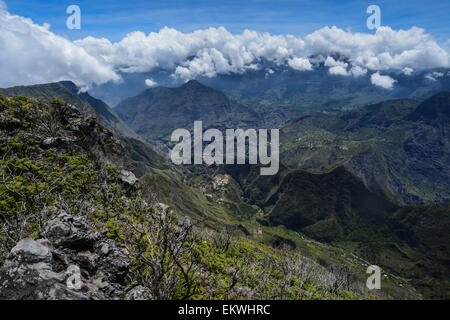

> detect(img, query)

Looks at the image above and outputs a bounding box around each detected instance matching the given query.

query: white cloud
[370,72,397,89]
[425,71,444,81]
[329,66,349,76]
[265,68,275,78]
[0,5,120,89]
[145,78,158,87]
[0,0,6,11]
[402,67,414,75]
[0,5,449,89]
[324,56,347,68]
[76,25,450,83]
[350,65,367,77]
[324,56,353,76]
[287,57,312,71]
[304,26,450,71]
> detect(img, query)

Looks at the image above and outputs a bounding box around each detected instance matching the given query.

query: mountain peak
[405,91,450,122]
[180,79,206,90]
[114,78,262,140]
[59,80,78,94]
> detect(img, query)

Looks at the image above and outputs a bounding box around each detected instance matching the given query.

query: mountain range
[1,74,449,299]
[89,62,450,116]
[109,77,450,206]
[280,92,450,205]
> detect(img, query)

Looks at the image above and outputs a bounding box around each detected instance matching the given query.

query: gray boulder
[42,211,99,249]
[0,238,88,300]
[125,286,154,300]
[0,211,131,300]
[119,170,138,186]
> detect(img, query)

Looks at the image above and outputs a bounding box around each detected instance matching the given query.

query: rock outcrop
[0,211,131,300]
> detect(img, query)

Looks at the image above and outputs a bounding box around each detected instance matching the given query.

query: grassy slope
[222,163,449,299]
[140,162,427,299]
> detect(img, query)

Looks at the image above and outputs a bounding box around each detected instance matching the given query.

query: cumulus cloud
[402,67,414,75]
[425,71,444,81]
[287,57,312,71]
[75,25,450,83]
[145,78,158,87]
[265,68,275,78]
[328,66,347,76]
[350,66,367,77]
[324,56,349,75]
[305,26,449,70]
[324,56,368,77]
[0,4,449,89]
[0,5,120,89]
[370,72,397,89]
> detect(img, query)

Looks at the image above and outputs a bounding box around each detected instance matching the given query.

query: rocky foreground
[0,211,146,299]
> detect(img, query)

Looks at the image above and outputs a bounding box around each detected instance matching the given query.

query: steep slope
[405,90,450,124]
[0,81,139,140]
[115,80,264,142]
[390,203,450,298]
[119,136,173,178]
[210,163,449,298]
[280,93,450,205]
[0,81,174,177]
[218,164,396,241]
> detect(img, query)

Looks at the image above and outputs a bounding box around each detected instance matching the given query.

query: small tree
[127,203,200,300]
[210,225,236,253]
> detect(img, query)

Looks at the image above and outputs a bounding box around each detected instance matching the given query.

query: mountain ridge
[115,80,265,143]
[0,81,140,141]
[280,91,450,205]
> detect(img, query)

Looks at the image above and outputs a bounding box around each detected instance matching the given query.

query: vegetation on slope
[0,94,384,300]
[0,81,139,140]
[207,162,449,299]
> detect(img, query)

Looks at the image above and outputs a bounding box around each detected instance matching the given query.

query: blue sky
[4,0,449,44]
